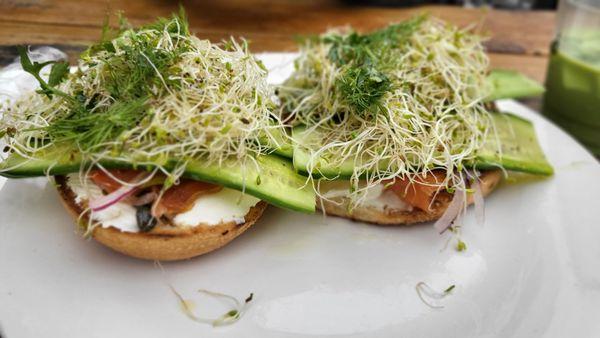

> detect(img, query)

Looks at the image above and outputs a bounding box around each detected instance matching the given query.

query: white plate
[1,53,599,338]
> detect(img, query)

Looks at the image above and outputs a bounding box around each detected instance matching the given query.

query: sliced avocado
[473,112,553,175]
[292,112,553,177]
[486,70,545,101]
[0,147,315,213]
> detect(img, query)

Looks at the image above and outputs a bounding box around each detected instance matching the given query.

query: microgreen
[278,16,492,208]
[336,66,390,114]
[322,16,424,114]
[415,281,455,309]
[2,11,285,182]
[46,97,147,150]
[456,239,467,252]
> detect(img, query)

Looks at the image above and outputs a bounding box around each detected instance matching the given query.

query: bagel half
[319,170,503,225]
[54,175,267,261]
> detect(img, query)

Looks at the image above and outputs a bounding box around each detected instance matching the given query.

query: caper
[136,204,157,232]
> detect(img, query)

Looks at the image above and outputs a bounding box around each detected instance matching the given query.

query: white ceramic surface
[1,53,599,338]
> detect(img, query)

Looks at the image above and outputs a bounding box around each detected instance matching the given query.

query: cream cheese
[174,189,260,227]
[66,174,261,233]
[319,180,412,212]
[67,174,139,232]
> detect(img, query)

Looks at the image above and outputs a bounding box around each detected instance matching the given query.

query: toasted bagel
[54,176,267,261]
[319,170,503,225]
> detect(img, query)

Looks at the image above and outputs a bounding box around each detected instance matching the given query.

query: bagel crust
[54,175,267,261]
[319,170,503,225]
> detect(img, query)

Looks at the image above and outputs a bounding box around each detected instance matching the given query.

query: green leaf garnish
[47,61,70,87]
[17,46,69,99]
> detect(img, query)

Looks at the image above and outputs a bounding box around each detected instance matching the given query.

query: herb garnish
[324,16,424,114]
[15,13,190,151]
[2,11,284,181]
[17,46,70,99]
[279,16,492,208]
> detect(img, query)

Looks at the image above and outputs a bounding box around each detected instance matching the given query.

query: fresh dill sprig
[324,16,424,67]
[17,13,192,152]
[51,13,193,150]
[2,10,285,180]
[322,16,425,114]
[46,97,148,150]
[278,16,491,208]
[336,66,390,114]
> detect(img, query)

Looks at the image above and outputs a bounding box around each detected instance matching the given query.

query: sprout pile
[0,13,285,181]
[278,16,494,207]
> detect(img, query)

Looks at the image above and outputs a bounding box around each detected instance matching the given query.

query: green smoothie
[543,34,600,155]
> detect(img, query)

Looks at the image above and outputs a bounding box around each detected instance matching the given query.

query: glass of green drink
[543,0,600,156]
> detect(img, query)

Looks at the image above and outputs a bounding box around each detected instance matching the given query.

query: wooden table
[0,0,555,84]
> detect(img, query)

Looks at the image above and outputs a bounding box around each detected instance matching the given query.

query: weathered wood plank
[0,0,553,85]
[0,2,555,56]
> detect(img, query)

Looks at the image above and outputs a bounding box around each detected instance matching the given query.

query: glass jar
[542,0,600,156]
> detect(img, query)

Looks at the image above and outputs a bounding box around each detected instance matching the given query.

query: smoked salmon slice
[88,169,222,218]
[153,180,222,217]
[387,171,448,211]
[89,169,145,193]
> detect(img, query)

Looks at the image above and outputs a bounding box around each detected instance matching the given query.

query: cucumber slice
[486,70,545,101]
[473,112,553,175]
[0,147,315,213]
[272,144,293,158]
[272,70,542,162]
[271,133,294,159]
[292,126,355,179]
[292,112,553,177]
[262,128,293,158]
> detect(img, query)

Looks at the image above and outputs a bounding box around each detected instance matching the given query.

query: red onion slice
[434,189,465,234]
[89,185,136,212]
[88,172,148,212]
[471,176,485,226]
